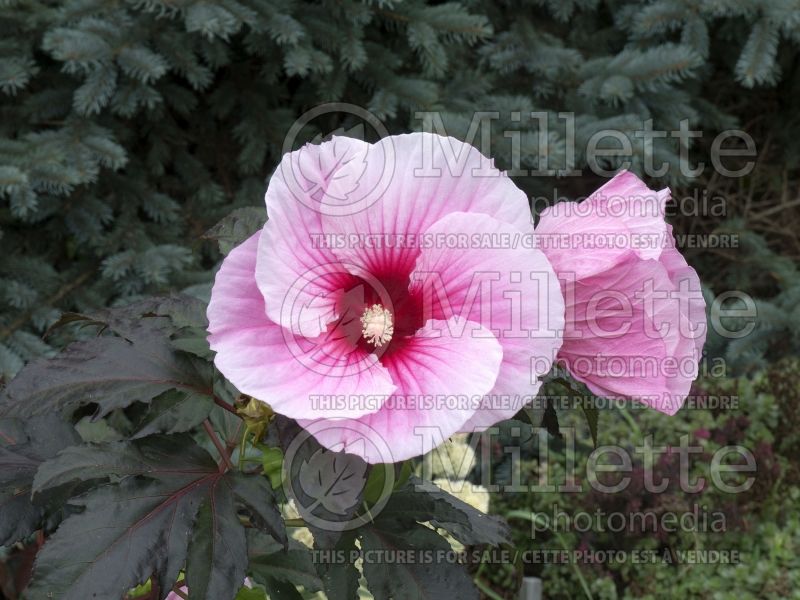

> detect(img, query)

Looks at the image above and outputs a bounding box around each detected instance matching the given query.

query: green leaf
[47,295,208,340]
[0,445,39,486]
[32,434,214,496]
[0,415,80,546]
[362,464,392,506]
[186,482,248,600]
[169,331,213,359]
[236,587,268,600]
[581,404,599,448]
[395,459,413,490]
[27,436,275,600]
[274,417,367,548]
[46,302,165,340]
[230,472,287,547]
[363,461,411,505]
[540,397,561,439]
[260,447,283,490]
[0,322,212,419]
[30,435,286,599]
[75,415,124,443]
[247,530,322,592]
[28,476,205,600]
[552,376,598,445]
[259,577,304,599]
[0,490,41,547]
[360,521,478,600]
[316,531,360,600]
[131,389,214,439]
[148,294,210,329]
[204,207,266,254]
[128,580,153,599]
[381,477,510,547]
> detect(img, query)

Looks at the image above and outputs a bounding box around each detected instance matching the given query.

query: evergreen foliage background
[1,0,798,378]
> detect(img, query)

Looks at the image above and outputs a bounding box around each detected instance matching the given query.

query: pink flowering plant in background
[0,130,707,600]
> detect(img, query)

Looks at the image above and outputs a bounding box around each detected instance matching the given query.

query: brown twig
[203,419,235,472]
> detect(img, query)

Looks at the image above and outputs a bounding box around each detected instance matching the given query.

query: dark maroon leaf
[0,326,212,419]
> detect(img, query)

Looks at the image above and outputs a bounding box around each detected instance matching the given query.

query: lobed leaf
[315,531,360,600]
[28,436,286,600]
[247,531,322,592]
[0,414,80,546]
[204,206,266,255]
[32,434,216,496]
[0,319,212,419]
[382,476,510,547]
[130,389,214,439]
[186,481,248,600]
[360,521,478,600]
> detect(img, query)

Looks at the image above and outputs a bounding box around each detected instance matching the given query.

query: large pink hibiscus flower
[535,171,707,415]
[207,133,564,462]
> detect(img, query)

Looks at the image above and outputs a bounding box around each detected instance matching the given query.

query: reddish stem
[226,421,243,460]
[213,395,239,416]
[202,419,235,472]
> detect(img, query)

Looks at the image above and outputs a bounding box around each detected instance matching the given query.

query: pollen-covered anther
[360,304,394,347]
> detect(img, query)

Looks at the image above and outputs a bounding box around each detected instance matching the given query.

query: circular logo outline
[280,102,396,216]
[282,418,396,532]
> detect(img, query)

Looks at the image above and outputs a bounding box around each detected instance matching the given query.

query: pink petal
[653,228,706,408]
[407,211,564,430]
[298,317,503,463]
[536,173,706,415]
[662,224,707,359]
[208,231,395,420]
[536,171,669,280]
[255,136,369,337]
[590,171,669,262]
[320,132,533,279]
[559,255,695,415]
